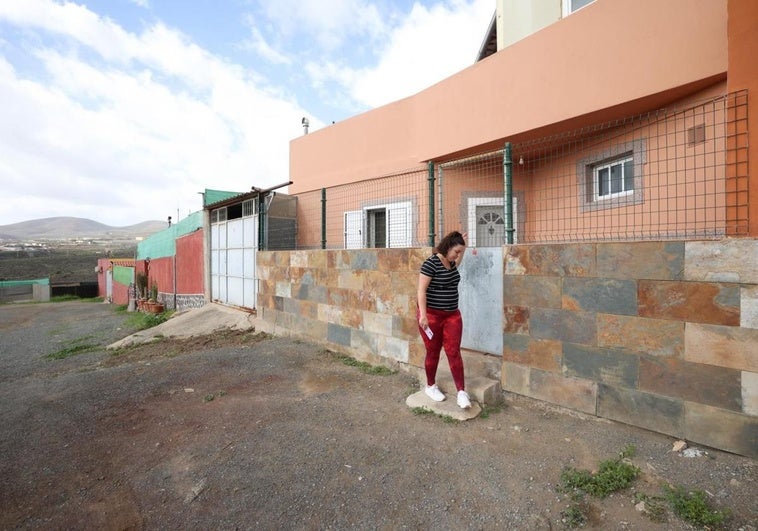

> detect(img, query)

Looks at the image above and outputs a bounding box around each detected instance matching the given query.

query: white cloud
[349,0,493,108]
[293,0,492,116]
[0,0,309,226]
[254,0,387,52]
[0,0,494,226]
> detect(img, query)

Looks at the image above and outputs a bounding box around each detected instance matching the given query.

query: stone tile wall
[257,239,757,457]
[256,249,427,370]
[504,239,757,458]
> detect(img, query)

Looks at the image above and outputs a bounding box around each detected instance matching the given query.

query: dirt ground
[0,302,755,530]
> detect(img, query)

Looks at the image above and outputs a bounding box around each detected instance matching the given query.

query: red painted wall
[176,230,204,294]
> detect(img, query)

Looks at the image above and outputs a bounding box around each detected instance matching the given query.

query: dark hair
[434,231,466,255]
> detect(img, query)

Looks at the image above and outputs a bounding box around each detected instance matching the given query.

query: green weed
[125,310,173,330]
[560,503,587,528]
[663,485,729,529]
[560,448,640,498]
[633,493,668,523]
[46,336,101,359]
[479,404,502,419]
[411,406,458,424]
[331,352,396,375]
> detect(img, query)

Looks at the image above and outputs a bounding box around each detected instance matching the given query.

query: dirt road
[0,302,755,529]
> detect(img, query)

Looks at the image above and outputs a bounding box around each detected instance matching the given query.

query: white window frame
[578,139,646,213]
[593,155,634,202]
[562,0,595,16]
[344,201,412,249]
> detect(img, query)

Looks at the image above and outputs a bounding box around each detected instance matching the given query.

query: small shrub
[560,453,640,498]
[663,485,729,529]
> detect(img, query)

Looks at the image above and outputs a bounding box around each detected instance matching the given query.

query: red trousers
[419,308,465,392]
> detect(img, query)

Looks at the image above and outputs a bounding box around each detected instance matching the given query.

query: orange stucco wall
[290,0,728,195]
[727,0,758,235]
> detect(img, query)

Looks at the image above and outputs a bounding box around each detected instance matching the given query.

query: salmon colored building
[256,0,758,457]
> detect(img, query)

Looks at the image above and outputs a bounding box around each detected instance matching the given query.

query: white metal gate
[210,212,259,309]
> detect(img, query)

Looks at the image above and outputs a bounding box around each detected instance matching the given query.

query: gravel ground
[0,301,755,530]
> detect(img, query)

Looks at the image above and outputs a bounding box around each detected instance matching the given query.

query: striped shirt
[420,254,461,311]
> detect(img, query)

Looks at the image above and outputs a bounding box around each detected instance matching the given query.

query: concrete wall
[257,239,757,457]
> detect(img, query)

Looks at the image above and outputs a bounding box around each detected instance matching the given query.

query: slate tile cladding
[257,241,757,457]
[503,240,756,457]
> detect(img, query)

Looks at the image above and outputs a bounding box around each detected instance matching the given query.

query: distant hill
[0,217,168,241]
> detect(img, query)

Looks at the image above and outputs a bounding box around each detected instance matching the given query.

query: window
[594,156,634,200]
[211,207,228,224]
[366,208,387,248]
[344,201,412,249]
[578,139,646,212]
[562,0,594,16]
[242,199,257,217]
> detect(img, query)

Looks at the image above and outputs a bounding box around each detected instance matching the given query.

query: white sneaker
[457,390,471,409]
[425,384,446,402]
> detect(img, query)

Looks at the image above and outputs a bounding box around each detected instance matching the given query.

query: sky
[0,0,493,228]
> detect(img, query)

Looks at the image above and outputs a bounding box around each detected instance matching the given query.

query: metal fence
[285,90,748,249]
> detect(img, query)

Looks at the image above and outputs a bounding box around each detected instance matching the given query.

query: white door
[467,197,518,247]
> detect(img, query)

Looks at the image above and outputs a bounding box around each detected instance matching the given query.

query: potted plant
[147,282,164,313]
[135,272,148,310]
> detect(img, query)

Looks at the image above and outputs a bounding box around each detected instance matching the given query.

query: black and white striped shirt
[420,254,460,311]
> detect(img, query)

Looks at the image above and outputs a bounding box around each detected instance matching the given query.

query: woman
[417,230,470,409]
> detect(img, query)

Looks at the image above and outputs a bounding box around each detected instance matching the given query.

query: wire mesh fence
[285,90,748,250]
[290,168,430,250]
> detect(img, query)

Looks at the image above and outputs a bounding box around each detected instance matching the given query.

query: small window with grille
[242,199,257,217]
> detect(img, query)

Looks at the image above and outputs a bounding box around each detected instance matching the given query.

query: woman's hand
[418,315,429,330]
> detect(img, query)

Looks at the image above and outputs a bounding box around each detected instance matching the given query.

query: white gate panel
[458,247,503,356]
[227,277,244,306]
[210,214,260,309]
[244,278,255,308]
[227,249,244,277]
[228,219,244,248]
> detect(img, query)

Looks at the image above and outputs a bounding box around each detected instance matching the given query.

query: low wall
[502,240,757,458]
[0,279,50,303]
[256,239,757,457]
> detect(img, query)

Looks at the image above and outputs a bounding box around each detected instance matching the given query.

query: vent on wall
[687,123,706,145]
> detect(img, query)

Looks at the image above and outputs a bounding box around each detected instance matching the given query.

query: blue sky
[0,0,492,227]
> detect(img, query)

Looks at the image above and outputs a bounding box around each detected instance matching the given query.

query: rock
[672,440,688,452]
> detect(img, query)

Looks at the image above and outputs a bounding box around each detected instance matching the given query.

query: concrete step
[434,375,502,406]
[405,376,501,421]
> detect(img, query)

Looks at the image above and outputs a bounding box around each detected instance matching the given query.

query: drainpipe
[504,142,515,244]
[258,193,265,251]
[321,188,327,249]
[427,161,435,246]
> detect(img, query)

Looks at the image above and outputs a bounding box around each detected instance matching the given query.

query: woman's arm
[417,273,432,329]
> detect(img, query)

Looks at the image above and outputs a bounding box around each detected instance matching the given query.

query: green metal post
[258,194,265,251]
[504,142,515,244]
[321,188,327,249]
[427,161,435,246]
